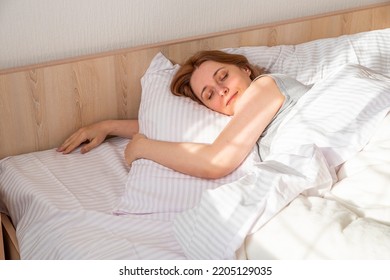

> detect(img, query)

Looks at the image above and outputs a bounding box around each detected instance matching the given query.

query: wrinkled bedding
[244,112,390,259]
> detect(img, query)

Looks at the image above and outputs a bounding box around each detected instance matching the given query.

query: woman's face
[190,60,252,116]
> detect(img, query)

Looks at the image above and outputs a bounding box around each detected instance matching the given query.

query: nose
[217,86,228,96]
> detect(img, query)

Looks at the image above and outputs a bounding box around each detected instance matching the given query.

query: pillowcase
[113,53,260,214]
[226,28,390,85]
[113,28,390,215]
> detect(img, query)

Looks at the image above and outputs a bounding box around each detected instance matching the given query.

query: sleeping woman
[57,50,311,179]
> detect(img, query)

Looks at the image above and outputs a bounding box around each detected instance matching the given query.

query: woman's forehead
[189,62,214,97]
[190,61,226,89]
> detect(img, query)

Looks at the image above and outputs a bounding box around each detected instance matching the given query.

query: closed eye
[220,72,228,81]
[207,90,214,100]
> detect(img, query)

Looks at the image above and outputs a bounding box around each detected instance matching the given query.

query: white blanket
[173,64,390,259]
[244,113,390,259]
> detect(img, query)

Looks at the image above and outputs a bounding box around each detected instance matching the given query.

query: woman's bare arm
[125,77,284,179]
[58,119,138,154]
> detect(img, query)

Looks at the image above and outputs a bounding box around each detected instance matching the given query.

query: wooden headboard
[1,3,389,159]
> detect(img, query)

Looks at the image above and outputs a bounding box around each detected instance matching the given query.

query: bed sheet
[0,138,185,259]
[243,113,390,259]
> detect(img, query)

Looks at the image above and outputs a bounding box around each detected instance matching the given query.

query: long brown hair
[170,50,264,104]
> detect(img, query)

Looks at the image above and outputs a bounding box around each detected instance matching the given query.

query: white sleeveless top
[254,74,312,160]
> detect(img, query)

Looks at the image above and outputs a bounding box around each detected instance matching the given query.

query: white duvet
[244,113,390,259]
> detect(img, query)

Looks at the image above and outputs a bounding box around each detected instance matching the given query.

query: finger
[57,136,74,152]
[62,142,84,154]
[80,137,102,154]
[57,132,83,153]
[61,136,89,154]
[124,146,131,165]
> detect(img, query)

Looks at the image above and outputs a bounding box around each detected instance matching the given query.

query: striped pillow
[113,53,261,214]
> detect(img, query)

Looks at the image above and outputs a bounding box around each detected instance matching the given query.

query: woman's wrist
[105,119,139,138]
[101,120,115,135]
[133,135,149,160]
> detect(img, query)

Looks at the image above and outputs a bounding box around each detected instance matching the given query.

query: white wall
[0,0,388,70]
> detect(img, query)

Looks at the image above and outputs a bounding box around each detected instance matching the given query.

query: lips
[226,92,237,106]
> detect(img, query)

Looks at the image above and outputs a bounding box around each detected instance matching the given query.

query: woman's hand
[124,133,147,165]
[57,121,110,154]
[57,119,139,155]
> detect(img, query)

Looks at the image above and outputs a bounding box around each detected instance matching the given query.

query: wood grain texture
[0,3,389,159]
[0,213,20,260]
[0,214,4,260]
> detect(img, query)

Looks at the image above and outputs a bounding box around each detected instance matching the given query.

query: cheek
[212,100,227,113]
[231,75,249,90]
[202,99,221,113]
[207,101,219,111]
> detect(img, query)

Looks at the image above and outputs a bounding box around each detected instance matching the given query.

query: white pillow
[113,28,390,215]
[226,28,390,85]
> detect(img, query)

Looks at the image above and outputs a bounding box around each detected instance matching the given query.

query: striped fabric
[1,28,390,259]
[229,28,390,84]
[113,53,261,215]
[0,138,185,259]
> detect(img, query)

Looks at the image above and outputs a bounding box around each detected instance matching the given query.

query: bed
[1,3,390,260]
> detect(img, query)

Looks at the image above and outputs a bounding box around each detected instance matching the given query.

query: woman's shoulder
[253,73,296,83]
[253,73,311,99]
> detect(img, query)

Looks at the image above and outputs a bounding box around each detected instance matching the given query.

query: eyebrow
[200,67,225,100]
